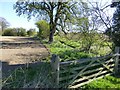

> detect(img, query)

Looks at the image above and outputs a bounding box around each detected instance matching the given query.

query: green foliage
[58,50,94,61]
[41,34,112,62]
[2,63,55,88]
[14,1,79,42]
[106,3,120,47]
[57,32,112,54]
[2,28,17,36]
[44,35,107,61]
[0,30,2,36]
[27,28,36,36]
[16,27,27,36]
[83,75,120,89]
[75,17,89,31]
[35,20,50,39]
[2,28,27,36]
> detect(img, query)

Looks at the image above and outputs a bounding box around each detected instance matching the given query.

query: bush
[2,28,27,36]
[0,30,2,36]
[16,28,27,36]
[58,50,94,61]
[2,28,17,36]
[83,75,120,89]
[27,29,36,36]
[35,20,50,39]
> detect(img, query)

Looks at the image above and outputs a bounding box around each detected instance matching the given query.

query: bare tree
[0,17,10,31]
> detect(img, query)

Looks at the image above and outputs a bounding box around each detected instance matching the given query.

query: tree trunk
[49,8,54,43]
[49,29,54,43]
[48,3,59,43]
[49,25,56,43]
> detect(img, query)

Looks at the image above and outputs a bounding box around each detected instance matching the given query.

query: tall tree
[0,17,10,31]
[14,0,78,43]
[110,1,120,46]
[85,1,114,50]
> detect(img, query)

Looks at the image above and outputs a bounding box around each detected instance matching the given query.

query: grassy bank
[83,75,120,89]
[43,35,112,62]
[3,34,119,89]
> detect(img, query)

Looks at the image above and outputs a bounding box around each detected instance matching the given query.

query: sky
[0,1,37,30]
[0,0,115,31]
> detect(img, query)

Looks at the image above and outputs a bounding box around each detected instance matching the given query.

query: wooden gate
[114,47,120,75]
[59,54,114,88]
[51,47,120,88]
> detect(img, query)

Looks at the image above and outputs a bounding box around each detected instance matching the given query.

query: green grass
[42,37,94,61]
[83,75,120,89]
[2,33,115,88]
[2,62,55,88]
[42,35,112,61]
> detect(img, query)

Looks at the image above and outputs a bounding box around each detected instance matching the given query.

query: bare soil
[0,36,49,65]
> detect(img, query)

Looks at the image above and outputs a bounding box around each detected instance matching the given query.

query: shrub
[83,75,120,89]
[27,29,36,36]
[2,28,27,36]
[35,20,50,39]
[16,28,27,36]
[2,28,17,36]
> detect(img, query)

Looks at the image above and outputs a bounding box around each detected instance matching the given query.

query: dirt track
[0,36,49,65]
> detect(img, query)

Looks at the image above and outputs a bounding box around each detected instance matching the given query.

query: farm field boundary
[51,47,120,88]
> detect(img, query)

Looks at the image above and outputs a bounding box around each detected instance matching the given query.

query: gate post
[51,54,60,87]
[114,47,120,75]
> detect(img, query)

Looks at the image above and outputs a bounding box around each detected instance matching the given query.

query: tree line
[2,27,36,37]
[0,17,50,38]
[13,0,120,47]
[1,0,120,48]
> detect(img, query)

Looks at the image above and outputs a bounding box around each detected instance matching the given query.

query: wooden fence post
[114,47,120,75]
[51,54,60,87]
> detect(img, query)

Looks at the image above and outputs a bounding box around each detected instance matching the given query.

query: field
[0,36,49,78]
[1,35,120,89]
[1,36,49,65]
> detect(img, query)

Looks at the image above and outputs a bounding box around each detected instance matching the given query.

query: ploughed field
[0,36,49,65]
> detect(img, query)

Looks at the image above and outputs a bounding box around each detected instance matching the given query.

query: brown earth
[0,36,49,78]
[0,36,49,65]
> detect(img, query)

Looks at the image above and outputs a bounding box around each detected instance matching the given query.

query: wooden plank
[60,65,86,74]
[50,54,60,86]
[113,54,120,56]
[60,54,113,65]
[60,60,114,83]
[59,61,113,82]
[59,71,111,88]
[59,64,114,83]
[105,58,114,63]
[97,59,114,73]
[70,68,113,85]
[60,59,114,74]
[67,60,95,86]
[58,53,114,88]
[81,64,114,75]
[69,73,111,88]
[72,59,114,74]
[114,47,120,75]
